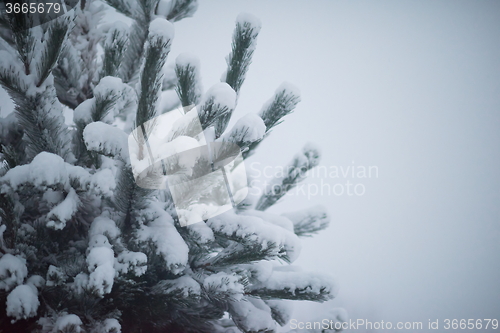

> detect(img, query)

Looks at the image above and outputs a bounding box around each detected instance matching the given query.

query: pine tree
[0,1,346,332]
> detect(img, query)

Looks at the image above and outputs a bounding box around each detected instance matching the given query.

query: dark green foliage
[175,61,201,107]
[165,0,198,22]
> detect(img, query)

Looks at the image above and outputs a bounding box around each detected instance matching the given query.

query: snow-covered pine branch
[282,205,331,237]
[223,12,261,95]
[135,18,174,131]
[256,143,321,211]
[0,6,344,332]
[197,82,236,134]
[175,52,202,107]
[157,0,199,22]
[0,16,74,163]
[100,22,129,79]
[244,82,301,159]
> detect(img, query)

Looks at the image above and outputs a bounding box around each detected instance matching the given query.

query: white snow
[161,276,201,298]
[93,76,135,123]
[46,188,80,230]
[72,273,89,294]
[115,251,147,276]
[88,234,112,249]
[276,81,301,99]
[135,202,188,274]
[160,89,181,113]
[26,275,45,289]
[148,18,175,42]
[207,211,302,262]
[89,216,121,241]
[230,298,276,332]
[240,210,294,232]
[46,265,66,286]
[281,205,330,233]
[103,318,121,333]
[89,168,116,197]
[203,82,236,111]
[0,254,27,291]
[6,284,39,321]
[87,247,116,296]
[73,99,94,124]
[166,109,204,141]
[54,314,83,332]
[104,21,129,46]
[2,152,68,190]
[83,122,129,161]
[1,152,92,192]
[302,142,321,168]
[203,272,244,300]
[176,52,200,69]
[186,222,215,244]
[259,82,301,121]
[94,76,124,96]
[236,12,262,38]
[222,113,266,144]
[235,261,273,283]
[252,269,338,299]
[265,300,294,325]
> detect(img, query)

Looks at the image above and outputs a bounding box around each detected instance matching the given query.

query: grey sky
[169,1,500,331]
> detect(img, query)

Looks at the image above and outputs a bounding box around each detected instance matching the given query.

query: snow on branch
[83,122,129,161]
[101,22,129,78]
[135,202,189,274]
[1,152,115,197]
[157,0,199,22]
[256,143,321,211]
[223,12,261,95]
[250,268,337,302]
[259,82,301,132]
[220,113,266,150]
[206,210,301,263]
[228,297,276,333]
[135,18,174,130]
[282,205,331,237]
[198,82,236,134]
[175,52,202,107]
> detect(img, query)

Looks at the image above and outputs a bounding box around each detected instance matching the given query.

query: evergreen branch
[5,12,35,75]
[100,25,129,78]
[103,0,135,18]
[198,96,229,131]
[223,14,260,95]
[249,285,333,302]
[36,18,70,87]
[136,22,172,130]
[175,54,201,107]
[53,46,86,109]
[119,22,149,83]
[137,0,159,23]
[282,205,330,237]
[200,241,281,267]
[256,143,321,211]
[13,86,73,161]
[244,84,300,159]
[165,0,198,22]
[259,84,300,132]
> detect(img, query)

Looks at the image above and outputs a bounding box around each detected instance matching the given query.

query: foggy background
[166,1,500,331]
[1,0,499,331]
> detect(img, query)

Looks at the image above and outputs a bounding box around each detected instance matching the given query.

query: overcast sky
[168,1,500,331]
